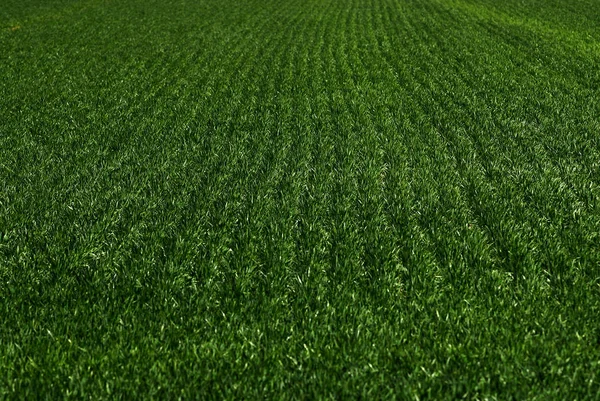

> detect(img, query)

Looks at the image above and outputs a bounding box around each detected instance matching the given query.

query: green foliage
[1,0,599,398]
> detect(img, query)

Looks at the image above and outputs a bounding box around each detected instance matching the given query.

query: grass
[1,0,599,398]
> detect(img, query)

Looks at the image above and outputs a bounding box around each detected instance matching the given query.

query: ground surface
[1,0,600,398]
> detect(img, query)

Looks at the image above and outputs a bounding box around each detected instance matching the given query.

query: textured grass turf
[1,0,600,398]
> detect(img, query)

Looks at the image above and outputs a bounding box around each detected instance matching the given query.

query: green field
[1,0,600,398]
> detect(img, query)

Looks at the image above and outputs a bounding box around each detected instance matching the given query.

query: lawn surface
[1,0,600,398]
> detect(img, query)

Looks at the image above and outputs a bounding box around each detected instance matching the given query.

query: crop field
[1,0,600,398]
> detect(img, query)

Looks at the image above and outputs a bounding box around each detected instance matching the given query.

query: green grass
[1,0,600,398]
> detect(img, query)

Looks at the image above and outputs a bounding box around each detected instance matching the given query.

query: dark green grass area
[1,0,600,398]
